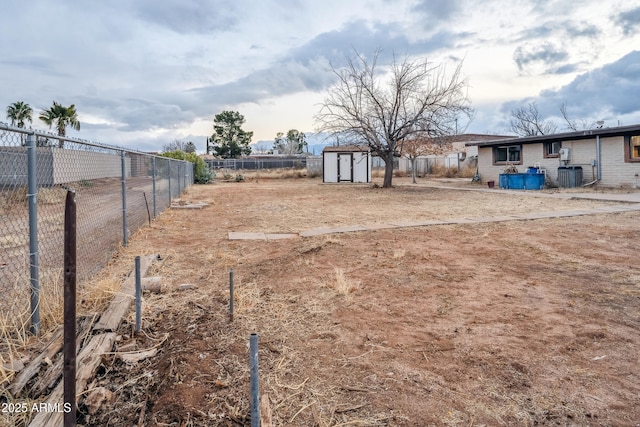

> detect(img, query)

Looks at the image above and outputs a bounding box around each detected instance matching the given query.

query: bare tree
[509,102,557,136]
[164,139,197,153]
[560,102,596,131]
[402,136,454,183]
[164,139,187,152]
[316,50,472,188]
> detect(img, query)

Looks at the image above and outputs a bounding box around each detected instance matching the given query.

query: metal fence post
[135,256,141,332]
[250,333,260,427]
[229,269,234,322]
[152,157,157,218]
[121,151,128,246]
[168,159,172,202]
[27,133,40,335]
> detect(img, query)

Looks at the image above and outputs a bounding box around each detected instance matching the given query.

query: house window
[631,136,640,159]
[544,141,561,158]
[625,135,640,162]
[494,145,522,164]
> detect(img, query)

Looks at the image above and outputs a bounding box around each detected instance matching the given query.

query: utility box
[557,165,582,188]
[559,148,570,162]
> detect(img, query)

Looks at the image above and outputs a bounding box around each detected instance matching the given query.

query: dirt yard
[9,177,640,426]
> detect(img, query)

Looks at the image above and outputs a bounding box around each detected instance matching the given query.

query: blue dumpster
[499,172,544,190]
[524,172,545,190]
[499,173,525,189]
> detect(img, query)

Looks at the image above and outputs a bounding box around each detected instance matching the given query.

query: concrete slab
[549,210,594,217]
[362,223,399,230]
[171,203,210,209]
[228,232,266,240]
[389,220,449,227]
[299,228,335,237]
[521,212,565,219]
[300,225,368,237]
[265,233,299,240]
[464,215,519,222]
[445,218,480,224]
[612,205,640,211]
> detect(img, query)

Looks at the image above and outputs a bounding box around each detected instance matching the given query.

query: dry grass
[0,263,126,397]
[329,267,360,296]
[0,268,64,390]
[428,164,461,178]
[235,280,261,314]
[78,276,121,313]
[219,168,308,181]
[392,249,406,259]
[37,187,66,205]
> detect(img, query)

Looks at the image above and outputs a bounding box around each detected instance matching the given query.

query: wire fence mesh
[205,156,307,170]
[0,123,193,336]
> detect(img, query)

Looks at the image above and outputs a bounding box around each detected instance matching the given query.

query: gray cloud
[513,42,569,73]
[613,6,640,36]
[565,22,601,39]
[517,21,601,41]
[501,50,640,124]
[132,0,240,34]
[510,18,603,76]
[0,55,69,78]
[287,20,468,68]
[190,20,469,114]
[411,0,461,20]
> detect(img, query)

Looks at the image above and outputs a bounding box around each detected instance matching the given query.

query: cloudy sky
[1,0,639,152]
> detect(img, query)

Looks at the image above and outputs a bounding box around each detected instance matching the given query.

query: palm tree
[39,101,80,148]
[6,101,33,128]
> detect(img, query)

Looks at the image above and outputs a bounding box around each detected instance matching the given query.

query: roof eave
[467,124,640,147]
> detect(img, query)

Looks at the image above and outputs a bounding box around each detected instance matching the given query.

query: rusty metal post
[63,190,77,427]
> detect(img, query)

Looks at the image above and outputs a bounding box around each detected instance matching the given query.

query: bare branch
[560,102,596,131]
[509,102,557,136]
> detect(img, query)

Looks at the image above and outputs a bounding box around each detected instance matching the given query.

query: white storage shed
[322,145,371,183]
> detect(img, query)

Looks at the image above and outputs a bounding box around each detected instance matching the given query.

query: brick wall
[477,136,640,187]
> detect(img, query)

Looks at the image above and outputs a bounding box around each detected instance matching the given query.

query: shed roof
[466,123,640,148]
[322,145,370,153]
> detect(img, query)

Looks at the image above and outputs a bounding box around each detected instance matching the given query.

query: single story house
[322,145,371,183]
[465,124,640,188]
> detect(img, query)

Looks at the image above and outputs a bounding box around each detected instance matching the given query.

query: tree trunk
[382,153,394,188]
[410,157,417,184]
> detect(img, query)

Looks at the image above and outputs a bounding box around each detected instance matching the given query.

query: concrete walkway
[228,185,640,240]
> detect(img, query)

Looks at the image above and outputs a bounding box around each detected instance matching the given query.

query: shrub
[161,150,212,184]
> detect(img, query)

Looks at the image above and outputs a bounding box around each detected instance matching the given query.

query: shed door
[338,153,352,182]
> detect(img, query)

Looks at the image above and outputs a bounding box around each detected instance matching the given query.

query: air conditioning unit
[559,148,570,162]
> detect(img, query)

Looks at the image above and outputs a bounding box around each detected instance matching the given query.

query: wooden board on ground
[28,332,117,427]
[8,328,64,396]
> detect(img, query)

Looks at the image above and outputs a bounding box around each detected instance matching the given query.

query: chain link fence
[205,156,307,171]
[0,123,193,336]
